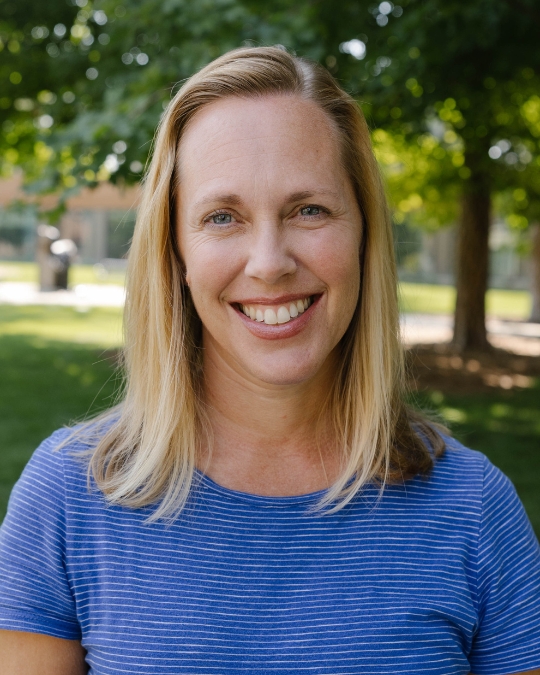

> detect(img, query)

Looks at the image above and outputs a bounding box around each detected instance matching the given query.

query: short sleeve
[469,456,540,674]
[0,430,81,639]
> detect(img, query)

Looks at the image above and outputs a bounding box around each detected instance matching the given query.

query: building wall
[0,175,139,264]
[396,221,530,290]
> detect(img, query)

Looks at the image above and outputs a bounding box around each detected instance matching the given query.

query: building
[395,220,529,290]
[0,174,139,265]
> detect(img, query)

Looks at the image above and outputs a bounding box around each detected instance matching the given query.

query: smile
[238,296,314,325]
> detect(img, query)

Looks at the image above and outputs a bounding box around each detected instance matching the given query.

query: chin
[239,350,331,387]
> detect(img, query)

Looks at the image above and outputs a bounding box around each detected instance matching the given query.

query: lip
[231,293,316,306]
[231,294,321,341]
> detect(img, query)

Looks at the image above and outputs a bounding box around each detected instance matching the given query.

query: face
[176,94,362,387]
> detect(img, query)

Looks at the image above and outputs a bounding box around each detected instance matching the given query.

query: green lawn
[0,304,123,346]
[0,302,538,536]
[0,304,123,519]
[0,333,121,519]
[399,282,532,319]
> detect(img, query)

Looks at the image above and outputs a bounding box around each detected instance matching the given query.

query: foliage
[373,128,461,229]
[335,0,540,232]
[0,0,318,201]
[2,0,540,265]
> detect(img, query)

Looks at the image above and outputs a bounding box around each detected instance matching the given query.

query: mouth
[234,295,316,326]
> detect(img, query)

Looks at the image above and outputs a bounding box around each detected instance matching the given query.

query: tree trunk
[452,167,491,352]
[530,223,540,323]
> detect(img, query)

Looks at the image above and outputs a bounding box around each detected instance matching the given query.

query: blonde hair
[79,46,444,520]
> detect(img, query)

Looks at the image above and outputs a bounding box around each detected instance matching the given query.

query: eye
[203,210,237,228]
[211,213,232,225]
[300,205,321,217]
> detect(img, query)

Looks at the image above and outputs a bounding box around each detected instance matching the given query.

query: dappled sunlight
[0,304,123,347]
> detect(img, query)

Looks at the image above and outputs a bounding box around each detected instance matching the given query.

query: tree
[2,0,540,348]
[0,0,318,197]
[495,145,540,323]
[317,0,540,350]
[530,224,540,322]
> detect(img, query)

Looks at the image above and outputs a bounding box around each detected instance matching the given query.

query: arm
[0,630,87,675]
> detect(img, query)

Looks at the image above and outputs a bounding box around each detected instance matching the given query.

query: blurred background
[1,0,539,531]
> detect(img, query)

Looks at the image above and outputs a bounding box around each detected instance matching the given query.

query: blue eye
[300,206,321,216]
[212,213,232,225]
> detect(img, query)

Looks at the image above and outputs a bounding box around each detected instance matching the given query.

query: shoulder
[426,436,537,554]
[21,425,91,476]
[9,424,104,515]
[0,428,92,639]
[399,434,523,532]
[428,434,510,497]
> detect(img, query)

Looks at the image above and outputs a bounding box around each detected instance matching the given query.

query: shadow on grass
[0,333,121,520]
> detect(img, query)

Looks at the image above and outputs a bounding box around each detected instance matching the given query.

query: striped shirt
[0,428,539,674]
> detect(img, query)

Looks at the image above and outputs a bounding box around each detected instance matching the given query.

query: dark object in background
[36,225,78,291]
[49,238,78,290]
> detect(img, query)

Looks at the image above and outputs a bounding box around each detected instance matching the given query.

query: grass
[399,282,532,319]
[0,302,538,535]
[0,305,123,346]
[0,333,121,519]
[0,304,123,519]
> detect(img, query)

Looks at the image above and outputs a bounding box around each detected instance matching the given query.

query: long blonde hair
[79,46,444,520]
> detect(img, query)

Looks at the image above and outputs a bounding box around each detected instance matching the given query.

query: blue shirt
[0,428,539,675]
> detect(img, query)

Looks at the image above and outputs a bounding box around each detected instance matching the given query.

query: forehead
[177,95,346,202]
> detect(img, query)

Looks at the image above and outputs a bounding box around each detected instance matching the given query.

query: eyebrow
[194,194,243,210]
[194,189,340,210]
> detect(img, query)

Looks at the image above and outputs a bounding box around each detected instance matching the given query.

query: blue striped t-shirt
[0,429,539,674]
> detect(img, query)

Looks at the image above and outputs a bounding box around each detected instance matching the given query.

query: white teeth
[241,297,312,325]
[276,306,290,324]
[264,308,278,325]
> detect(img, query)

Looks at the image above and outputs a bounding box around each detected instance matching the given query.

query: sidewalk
[1,281,539,355]
[401,312,540,341]
[401,313,540,356]
[0,281,125,308]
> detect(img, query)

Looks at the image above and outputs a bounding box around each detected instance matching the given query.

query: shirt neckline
[193,469,331,507]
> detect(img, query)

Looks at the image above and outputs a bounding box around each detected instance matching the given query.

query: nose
[244,222,297,284]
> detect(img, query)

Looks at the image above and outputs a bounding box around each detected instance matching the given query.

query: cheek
[182,236,242,308]
[304,228,361,300]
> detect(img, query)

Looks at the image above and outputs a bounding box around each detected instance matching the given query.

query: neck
[199,340,341,496]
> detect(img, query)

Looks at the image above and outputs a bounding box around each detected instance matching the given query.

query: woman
[0,46,539,675]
